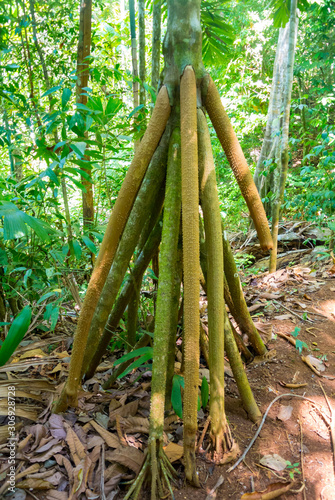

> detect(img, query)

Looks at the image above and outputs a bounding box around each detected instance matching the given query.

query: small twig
[306,327,317,337]
[227,393,329,473]
[197,416,211,452]
[285,430,294,454]
[273,299,313,323]
[254,462,283,479]
[115,415,127,447]
[299,419,307,500]
[100,444,107,500]
[300,310,327,318]
[318,381,335,477]
[26,301,48,335]
[277,331,298,348]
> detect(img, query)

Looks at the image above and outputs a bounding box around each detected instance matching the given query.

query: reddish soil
[1,259,334,500]
[173,277,335,500]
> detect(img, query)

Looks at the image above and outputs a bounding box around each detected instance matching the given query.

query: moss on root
[180,66,200,487]
[53,87,171,413]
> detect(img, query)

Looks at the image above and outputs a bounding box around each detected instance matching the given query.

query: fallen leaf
[87,434,104,450]
[16,478,52,490]
[35,437,61,454]
[241,481,293,499]
[277,405,293,422]
[49,414,67,440]
[54,351,70,359]
[302,354,325,373]
[64,423,86,466]
[0,388,43,400]
[19,348,47,360]
[205,475,224,500]
[50,363,66,374]
[104,463,126,482]
[43,492,68,500]
[279,381,307,389]
[248,303,264,312]
[89,420,120,448]
[15,464,40,480]
[54,454,73,479]
[163,442,184,463]
[29,445,64,463]
[0,402,37,420]
[0,378,56,391]
[0,422,23,445]
[119,416,149,434]
[109,400,139,423]
[259,454,287,472]
[17,433,33,452]
[68,455,91,500]
[259,293,282,300]
[273,314,292,321]
[105,445,144,474]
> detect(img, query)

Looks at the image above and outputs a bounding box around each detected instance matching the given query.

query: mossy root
[198,107,236,462]
[180,66,200,487]
[53,86,170,413]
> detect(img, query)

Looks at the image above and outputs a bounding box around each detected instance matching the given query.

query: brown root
[203,75,273,252]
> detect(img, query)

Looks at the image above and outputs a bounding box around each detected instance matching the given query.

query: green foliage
[201,376,209,409]
[171,374,206,418]
[291,326,308,354]
[285,460,301,480]
[0,306,31,366]
[171,374,184,418]
[113,346,153,379]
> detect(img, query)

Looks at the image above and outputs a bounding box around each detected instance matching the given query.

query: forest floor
[0,241,335,500]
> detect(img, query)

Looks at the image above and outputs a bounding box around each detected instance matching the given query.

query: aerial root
[123,440,178,500]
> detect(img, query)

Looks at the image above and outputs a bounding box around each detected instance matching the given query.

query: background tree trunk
[138,0,146,107]
[76,0,94,228]
[269,0,298,272]
[151,0,161,94]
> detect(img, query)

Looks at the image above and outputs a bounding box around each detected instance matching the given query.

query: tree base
[124,439,178,500]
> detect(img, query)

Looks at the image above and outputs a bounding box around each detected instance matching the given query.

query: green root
[123,440,178,500]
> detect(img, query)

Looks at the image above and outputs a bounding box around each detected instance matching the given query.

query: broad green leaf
[0,201,52,241]
[82,235,97,254]
[42,85,62,97]
[50,306,59,331]
[90,231,103,242]
[171,375,183,418]
[128,104,144,119]
[105,97,123,116]
[62,88,72,108]
[201,376,209,409]
[0,201,28,239]
[113,346,153,366]
[37,291,59,305]
[44,168,60,185]
[71,142,86,158]
[72,239,82,260]
[0,306,32,366]
[23,269,32,289]
[64,175,87,192]
[0,248,8,266]
[117,352,153,379]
